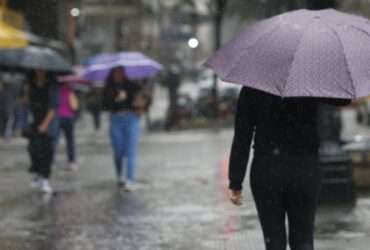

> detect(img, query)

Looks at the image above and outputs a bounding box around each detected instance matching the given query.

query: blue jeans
[110,112,140,182]
[56,117,76,163]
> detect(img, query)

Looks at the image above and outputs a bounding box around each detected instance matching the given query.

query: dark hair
[104,66,127,94]
[28,70,56,89]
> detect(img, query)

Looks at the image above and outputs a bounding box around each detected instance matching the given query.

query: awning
[0,22,28,48]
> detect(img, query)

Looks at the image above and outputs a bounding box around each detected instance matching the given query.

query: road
[0,118,370,249]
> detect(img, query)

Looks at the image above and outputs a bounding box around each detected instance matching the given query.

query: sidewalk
[0,128,264,250]
[0,125,370,249]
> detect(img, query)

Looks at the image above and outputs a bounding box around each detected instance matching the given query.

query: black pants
[0,110,8,137]
[56,118,76,163]
[250,152,321,250]
[28,134,54,179]
[91,110,101,130]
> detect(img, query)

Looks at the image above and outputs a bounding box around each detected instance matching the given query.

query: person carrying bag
[55,83,79,171]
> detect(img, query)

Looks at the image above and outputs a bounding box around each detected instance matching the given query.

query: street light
[188,38,199,49]
[70,8,81,17]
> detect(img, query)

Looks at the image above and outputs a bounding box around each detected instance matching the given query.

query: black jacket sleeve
[48,83,59,111]
[229,87,256,191]
[102,87,116,111]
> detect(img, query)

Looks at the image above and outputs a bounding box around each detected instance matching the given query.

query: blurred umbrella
[206,9,370,99]
[18,46,71,73]
[0,46,72,73]
[83,52,163,84]
[0,22,28,48]
[84,52,115,66]
[58,65,88,84]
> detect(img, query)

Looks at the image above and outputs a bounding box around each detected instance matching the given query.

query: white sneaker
[117,173,126,186]
[30,175,42,189]
[125,181,139,192]
[40,179,53,194]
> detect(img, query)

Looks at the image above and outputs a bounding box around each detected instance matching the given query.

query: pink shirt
[58,85,74,118]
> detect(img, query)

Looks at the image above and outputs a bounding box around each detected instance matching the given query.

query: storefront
[0,0,28,48]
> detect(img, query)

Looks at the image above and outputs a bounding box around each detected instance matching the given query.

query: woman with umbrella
[7,46,72,194]
[102,66,147,191]
[55,82,79,171]
[229,87,348,250]
[27,69,59,194]
[205,9,370,250]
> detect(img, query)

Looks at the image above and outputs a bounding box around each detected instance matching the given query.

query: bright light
[70,8,81,17]
[188,38,199,49]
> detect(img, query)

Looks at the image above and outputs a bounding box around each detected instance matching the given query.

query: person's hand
[230,189,242,206]
[38,123,48,134]
[133,94,147,109]
[116,91,127,101]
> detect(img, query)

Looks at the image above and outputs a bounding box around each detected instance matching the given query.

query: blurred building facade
[9,0,367,67]
[77,0,213,68]
[339,0,370,15]
[8,0,72,57]
[0,0,24,29]
[5,0,214,68]
[76,0,159,62]
[157,0,213,68]
[9,0,61,39]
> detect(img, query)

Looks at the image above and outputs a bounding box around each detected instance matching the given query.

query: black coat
[229,87,350,190]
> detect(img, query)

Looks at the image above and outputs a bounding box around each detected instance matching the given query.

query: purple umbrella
[206,9,370,99]
[58,65,88,84]
[85,52,116,65]
[83,52,162,84]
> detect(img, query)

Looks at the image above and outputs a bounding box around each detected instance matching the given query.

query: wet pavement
[1,121,370,249]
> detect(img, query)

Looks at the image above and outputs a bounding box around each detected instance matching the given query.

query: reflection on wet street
[1,128,370,249]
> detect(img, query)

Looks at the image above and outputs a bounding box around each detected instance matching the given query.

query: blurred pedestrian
[56,82,79,171]
[0,76,20,139]
[102,66,146,191]
[229,87,349,250]
[18,83,30,135]
[137,79,154,130]
[86,88,102,132]
[7,75,26,139]
[26,70,59,194]
[164,65,181,130]
[355,98,370,126]
[0,80,7,137]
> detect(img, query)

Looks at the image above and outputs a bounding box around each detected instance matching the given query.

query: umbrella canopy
[0,46,72,73]
[0,22,28,49]
[58,65,88,84]
[84,52,115,66]
[83,52,163,83]
[206,9,370,99]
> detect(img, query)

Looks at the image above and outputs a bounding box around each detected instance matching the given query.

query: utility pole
[66,0,80,64]
[212,0,227,119]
